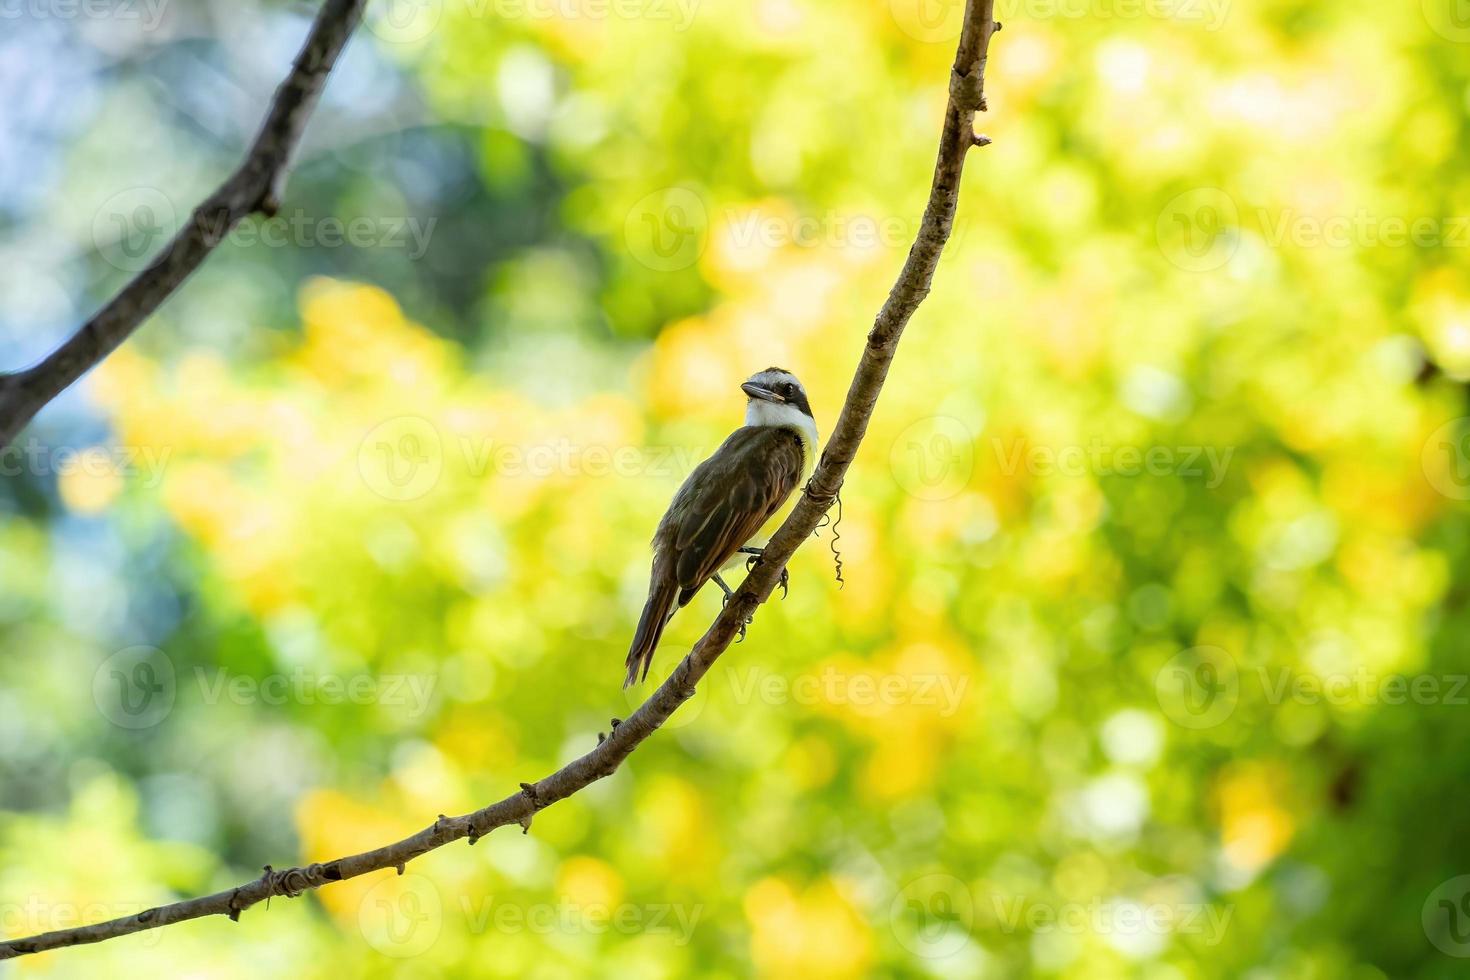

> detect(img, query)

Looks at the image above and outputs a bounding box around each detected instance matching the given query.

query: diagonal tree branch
[0,0,368,450]
[0,0,1000,960]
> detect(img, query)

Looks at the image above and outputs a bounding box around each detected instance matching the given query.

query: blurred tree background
[5,0,1470,976]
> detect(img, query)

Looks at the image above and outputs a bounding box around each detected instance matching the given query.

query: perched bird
[624,368,819,687]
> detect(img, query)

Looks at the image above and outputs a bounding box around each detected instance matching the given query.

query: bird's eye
[781,383,796,396]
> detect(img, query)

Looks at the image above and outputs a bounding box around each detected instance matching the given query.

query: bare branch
[0,0,1000,960]
[0,0,368,450]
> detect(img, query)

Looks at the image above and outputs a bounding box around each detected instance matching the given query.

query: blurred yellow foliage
[744,876,873,979]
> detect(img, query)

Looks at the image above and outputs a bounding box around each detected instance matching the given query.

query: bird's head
[741,368,818,453]
[741,367,814,421]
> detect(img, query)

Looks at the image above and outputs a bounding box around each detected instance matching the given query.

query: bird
[624,367,819,687]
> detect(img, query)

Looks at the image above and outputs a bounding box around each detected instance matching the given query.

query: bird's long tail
[625,580,677,687]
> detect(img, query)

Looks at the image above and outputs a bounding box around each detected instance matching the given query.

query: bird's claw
[745,553,790,600]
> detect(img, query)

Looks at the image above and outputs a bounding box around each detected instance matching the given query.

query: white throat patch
[746,399,819,473]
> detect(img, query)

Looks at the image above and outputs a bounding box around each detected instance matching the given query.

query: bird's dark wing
[659,426,805,594]
[628,425,804,686]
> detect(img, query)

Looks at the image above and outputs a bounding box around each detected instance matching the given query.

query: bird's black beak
[741,382,784,403]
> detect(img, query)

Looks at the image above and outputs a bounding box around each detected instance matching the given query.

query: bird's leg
[713,573,734,602]
[712,573,751,641]
[740,548,790,600]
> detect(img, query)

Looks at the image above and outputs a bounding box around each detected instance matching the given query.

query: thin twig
[0,0,368,450]
[0,0,1000,959]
